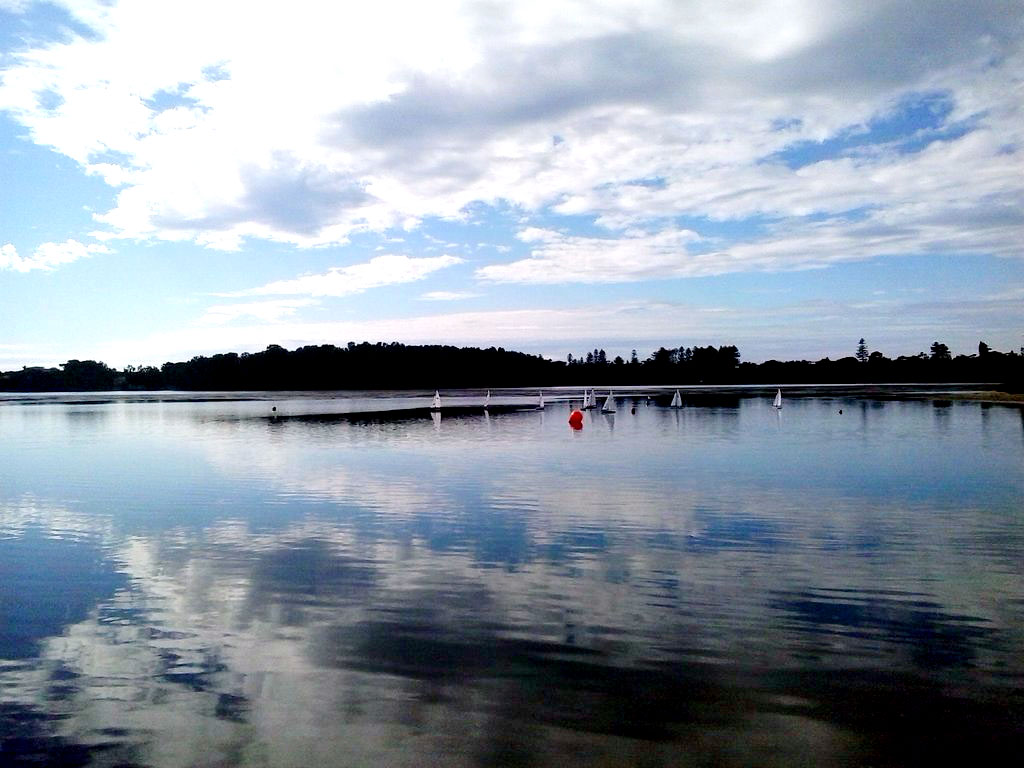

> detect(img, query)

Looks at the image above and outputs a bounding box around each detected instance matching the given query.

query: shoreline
[929,390,1024,404]
[2,384,1022,410]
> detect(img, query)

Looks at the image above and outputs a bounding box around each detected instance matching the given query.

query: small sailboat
[538,390,545,410]
[430,390,442,411]
[601,391,616,413]
[670,390,682,408]
[484,389,490,409]
[773,388,782,409]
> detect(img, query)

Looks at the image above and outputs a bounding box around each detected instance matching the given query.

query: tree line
[0,339,1020,392]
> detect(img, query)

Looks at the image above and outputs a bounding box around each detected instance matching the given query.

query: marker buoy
[568,409,584,430]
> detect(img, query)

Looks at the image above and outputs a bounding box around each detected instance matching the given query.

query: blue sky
[1,0,1022,369]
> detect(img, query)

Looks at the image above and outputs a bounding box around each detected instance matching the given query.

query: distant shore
[3,341,1021,394]
[936,390,1024,404]
[3,383,1023,407]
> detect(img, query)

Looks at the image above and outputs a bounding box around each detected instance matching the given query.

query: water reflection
[0,502,123,660]
[0,395,1022,766]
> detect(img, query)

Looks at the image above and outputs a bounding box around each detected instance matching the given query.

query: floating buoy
[568,409,584,430]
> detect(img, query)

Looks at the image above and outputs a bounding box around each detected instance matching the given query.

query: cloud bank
[0,0,1018,283]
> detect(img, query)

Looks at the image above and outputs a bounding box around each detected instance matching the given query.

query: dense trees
[1,339,1021,392]
[0,359,118,391]
[153,342,555,390]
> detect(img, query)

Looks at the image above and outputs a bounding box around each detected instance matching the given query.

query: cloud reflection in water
[0,397,1022,765]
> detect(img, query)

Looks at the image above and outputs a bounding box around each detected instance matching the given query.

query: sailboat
[538,390,545,409]
[601,391,616,413]
[430,390,442,411]
[484,389,490,409]
[586,389,597,409]
[773,388,782,409]
[670,389,682,408]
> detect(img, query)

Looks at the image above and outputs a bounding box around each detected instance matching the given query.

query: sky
[0,0,1022,370]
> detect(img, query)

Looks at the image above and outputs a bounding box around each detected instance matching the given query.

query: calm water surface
[1,390,1023,766]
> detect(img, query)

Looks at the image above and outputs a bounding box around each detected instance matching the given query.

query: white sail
[670,389,682,408]
[431,390,441,410]
[484,389,490,408]
[773,388,782,409]
[538,390,545,409]
[601,392,615,413]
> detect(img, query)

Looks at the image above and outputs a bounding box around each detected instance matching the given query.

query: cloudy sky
[1,0,1021,369]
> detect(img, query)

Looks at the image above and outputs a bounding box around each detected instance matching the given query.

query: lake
[1,389,1022,766]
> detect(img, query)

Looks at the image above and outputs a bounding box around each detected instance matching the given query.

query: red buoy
[568,409,584,430]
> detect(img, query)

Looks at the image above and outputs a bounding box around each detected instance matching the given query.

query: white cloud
[228,253,464,298]
[199,298,319,325]
[478,122,1024,284]
[0,0,1017,271]
[478,228,703,283]
[419,291,481,301]
[0,239,109,272]
[0,244,20,270]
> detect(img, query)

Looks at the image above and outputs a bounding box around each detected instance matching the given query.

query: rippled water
[1,390,1022,766]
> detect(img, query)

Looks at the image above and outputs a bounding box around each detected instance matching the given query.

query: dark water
[1,390,1022,766]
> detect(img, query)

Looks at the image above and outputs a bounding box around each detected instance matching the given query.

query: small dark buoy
[839,409,843,414]
[272,406,277,412]
[631,406,636,414]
